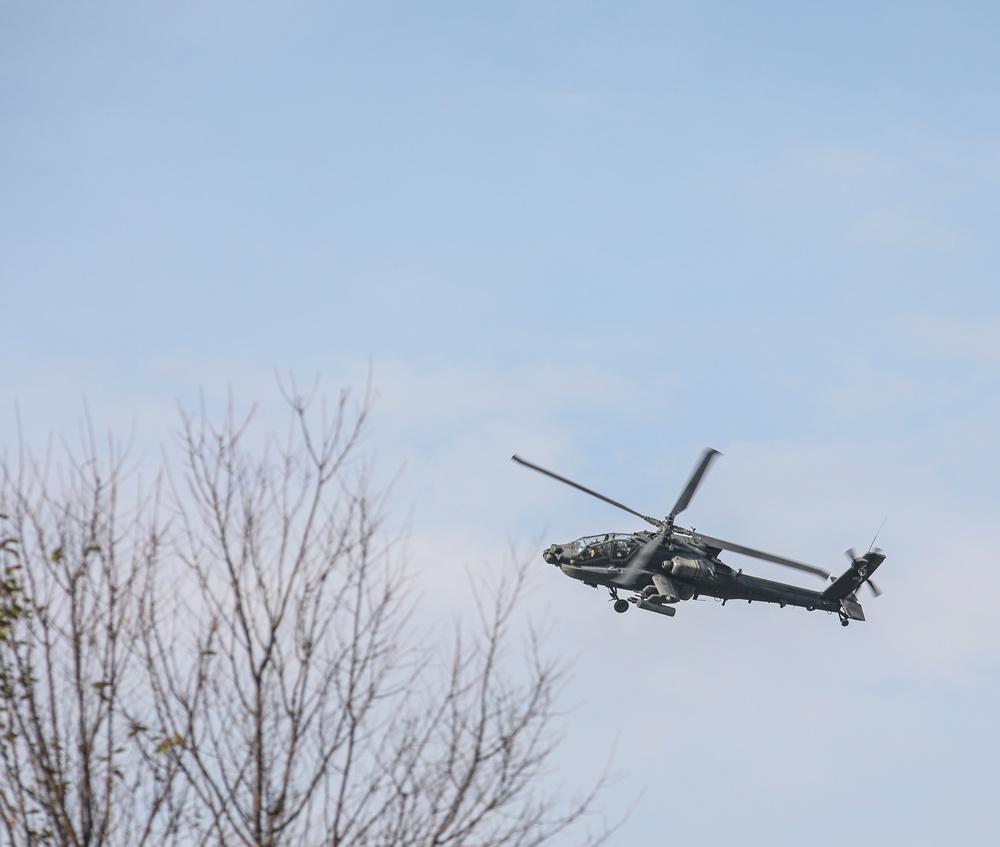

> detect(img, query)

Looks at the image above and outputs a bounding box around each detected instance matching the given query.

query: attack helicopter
[512,449,885,627]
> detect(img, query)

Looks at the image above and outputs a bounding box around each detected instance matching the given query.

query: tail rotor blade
[846,548,882,598]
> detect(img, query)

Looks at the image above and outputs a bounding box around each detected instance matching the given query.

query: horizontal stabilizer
[841,597,865,621]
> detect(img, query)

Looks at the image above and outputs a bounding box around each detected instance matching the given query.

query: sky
[3,1,1000,844]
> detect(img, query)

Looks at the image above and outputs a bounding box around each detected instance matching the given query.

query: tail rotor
[845,547,883,597]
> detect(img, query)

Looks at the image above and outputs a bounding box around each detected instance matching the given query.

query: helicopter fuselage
[545,531,870,621]
[513,449,885,626]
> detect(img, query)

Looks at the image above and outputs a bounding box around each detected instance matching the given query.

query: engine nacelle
[651,574,695,602]
[670,556,715,581]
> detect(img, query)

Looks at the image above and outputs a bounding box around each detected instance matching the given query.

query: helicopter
[512,449,885,627]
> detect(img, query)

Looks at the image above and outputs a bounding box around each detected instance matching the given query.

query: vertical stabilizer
[823,550,886,601]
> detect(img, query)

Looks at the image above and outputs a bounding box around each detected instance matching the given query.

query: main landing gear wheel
[608,586,628,613]
[839,613,850,627]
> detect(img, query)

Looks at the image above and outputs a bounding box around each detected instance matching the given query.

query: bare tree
[1,383,616,847]
[137,383,406,847]
[358,563,612,847]
[0,424,177,846]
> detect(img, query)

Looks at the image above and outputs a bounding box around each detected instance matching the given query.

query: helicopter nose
[543,546,563,565]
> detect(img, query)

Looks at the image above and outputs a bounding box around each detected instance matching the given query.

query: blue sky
[3,2,1000,844]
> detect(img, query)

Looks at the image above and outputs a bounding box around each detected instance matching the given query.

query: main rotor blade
[695,532,831,580]
[511,455,660,527]
[670,448,721,520]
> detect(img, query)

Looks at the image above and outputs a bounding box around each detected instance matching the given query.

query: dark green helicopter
[512,449,885,627]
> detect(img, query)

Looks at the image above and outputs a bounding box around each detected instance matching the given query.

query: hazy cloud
[850,205,957,249]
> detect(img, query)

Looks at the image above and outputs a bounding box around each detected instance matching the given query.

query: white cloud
[897,314,1000,365]
[849,205,956,249]
[541,90,597,114]
[782,143,897,188]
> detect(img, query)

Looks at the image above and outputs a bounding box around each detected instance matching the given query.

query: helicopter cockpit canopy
[571,533,638,562]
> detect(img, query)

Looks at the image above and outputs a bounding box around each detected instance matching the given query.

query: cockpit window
[571,533,635,562]
[612,539,637,560]
[575,534,609,552]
